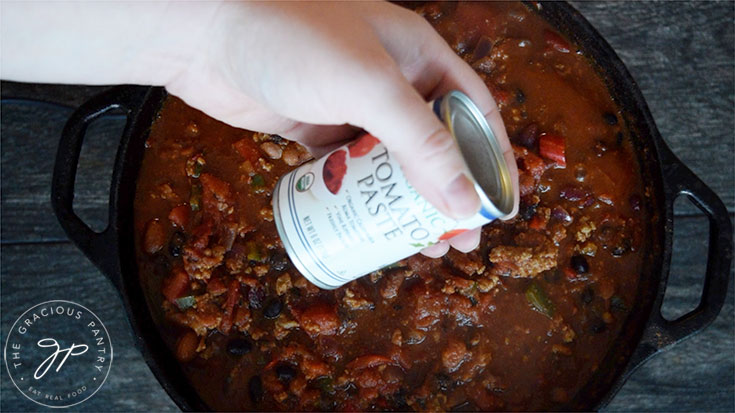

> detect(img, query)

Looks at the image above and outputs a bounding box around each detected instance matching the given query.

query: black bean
[603,112,618,125]
[515,89,526,104]
[248,375,263,404]
[519,202,538,221]
[168,231,186,257]
[588,316,607,334]
[263,298,283,319]
[571,255,589,274]
[276,364,297,383]
[271,134,284,144]
[610,295,628,312]
[581,287,595,304]
[269,252,289,272]
[227,338,252,356]
[436,373,452,392]
[391,389,409,410]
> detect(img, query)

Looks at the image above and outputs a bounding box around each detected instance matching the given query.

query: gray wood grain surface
[1,1,733,412]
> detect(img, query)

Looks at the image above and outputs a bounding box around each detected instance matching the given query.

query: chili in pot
[134,1,649,410]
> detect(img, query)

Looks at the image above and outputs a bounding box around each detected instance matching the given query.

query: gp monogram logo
[3,300,113,408]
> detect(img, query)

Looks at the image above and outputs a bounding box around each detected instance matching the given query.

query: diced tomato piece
[348,134,380,158]
[233,138,261,163]
[529,214,547,230]
[206,277,227,295]
[162,268,190,303]
[200,173,232,203]
[346,354,394,371]
[438,229,469,241]
[168,205,190,228]
[219,279,240,334]
[544,29,571,53]
[539,133,567,167]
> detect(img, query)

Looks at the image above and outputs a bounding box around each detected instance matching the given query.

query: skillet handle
[638,143,733,358]
[51,86,149,287]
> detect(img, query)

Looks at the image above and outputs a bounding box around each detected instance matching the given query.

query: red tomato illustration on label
[438,229,469,241]
[348,134,380,158]
[323,149,348,194]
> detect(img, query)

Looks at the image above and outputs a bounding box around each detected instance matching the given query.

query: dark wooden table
[1,2,733,411]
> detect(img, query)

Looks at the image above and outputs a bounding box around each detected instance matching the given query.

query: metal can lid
[436,90,515,218]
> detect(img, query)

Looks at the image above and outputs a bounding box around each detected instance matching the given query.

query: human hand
[164,1,518,257]
[2,0,517,257]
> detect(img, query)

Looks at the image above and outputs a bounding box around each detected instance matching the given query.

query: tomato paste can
[272,90,515,289]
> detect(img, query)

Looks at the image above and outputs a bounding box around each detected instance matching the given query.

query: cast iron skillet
[51,2,732,411]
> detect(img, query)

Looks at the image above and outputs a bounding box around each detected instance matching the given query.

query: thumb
[348,68,481,219]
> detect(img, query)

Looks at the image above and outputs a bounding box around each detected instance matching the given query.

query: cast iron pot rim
[50,2,733,411]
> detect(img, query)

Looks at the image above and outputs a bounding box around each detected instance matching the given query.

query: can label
[273,133,498,289]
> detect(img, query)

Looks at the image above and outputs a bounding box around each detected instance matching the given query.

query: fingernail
[441,174,481,219]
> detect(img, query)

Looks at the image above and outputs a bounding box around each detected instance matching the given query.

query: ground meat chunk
[200,173,234,221]
[405,282,446,331]
[183,245,226,281]
[442,339,470,373]
[575,216,597,242]
[168,301,222,336]
[380,268,413,300]
[445,249,486,276]
[276,273,292,296]
[293,301,340,337]
[489,244,557,278]
[342,288,374,311]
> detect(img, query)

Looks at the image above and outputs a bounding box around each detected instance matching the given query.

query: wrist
[124,1,223,87]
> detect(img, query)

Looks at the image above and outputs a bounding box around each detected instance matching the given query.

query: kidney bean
[175,330,198,362]
[248,286,265,309]
[551,206,572,224]
[559,185,590,202]
[515,123,539,149]
[472,36,494,61]
[143,219,166,255]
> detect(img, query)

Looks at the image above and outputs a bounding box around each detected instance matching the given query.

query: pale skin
[2,1,519,258]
